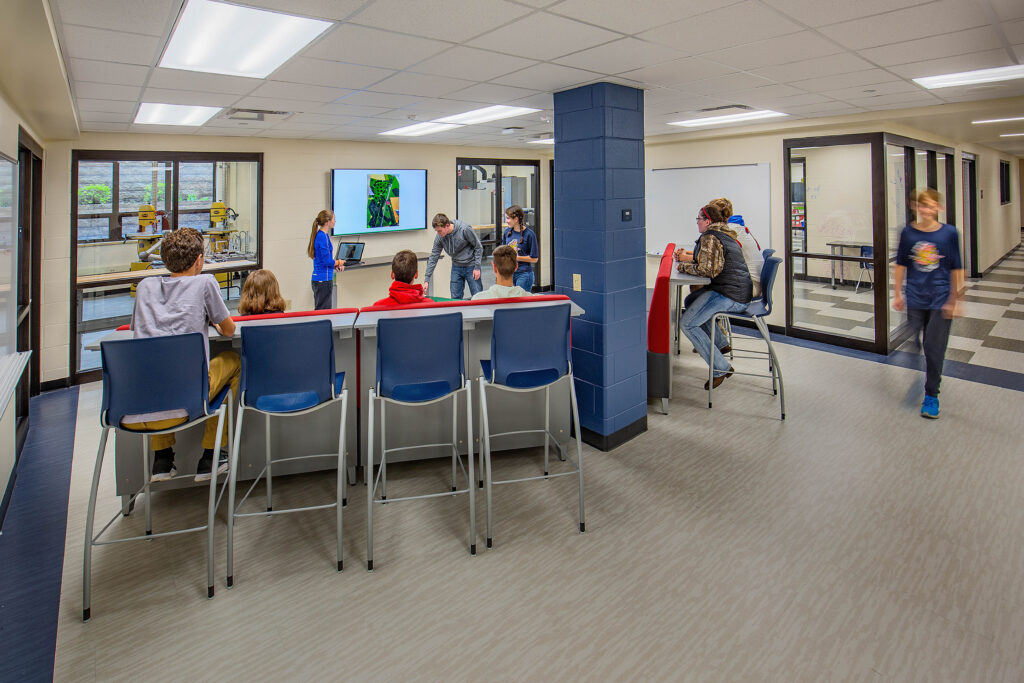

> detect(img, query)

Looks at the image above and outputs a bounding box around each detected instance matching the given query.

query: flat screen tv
[330,168,427,236]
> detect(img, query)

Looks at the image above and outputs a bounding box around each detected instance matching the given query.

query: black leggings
[312,280,333,310]
[908,307,952,397]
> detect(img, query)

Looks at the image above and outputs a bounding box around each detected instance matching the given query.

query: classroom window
[1000,161,1011,205]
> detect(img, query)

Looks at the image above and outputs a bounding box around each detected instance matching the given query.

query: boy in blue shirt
[893,188,964,419]
[501,204,538,293]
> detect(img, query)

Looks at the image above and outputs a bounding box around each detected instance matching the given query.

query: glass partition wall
[784,134,954,354]
[71,150,263,381]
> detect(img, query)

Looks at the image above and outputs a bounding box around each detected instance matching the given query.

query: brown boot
[703,368,733,391]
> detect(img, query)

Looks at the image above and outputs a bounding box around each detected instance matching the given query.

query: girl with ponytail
[309,209,343,310]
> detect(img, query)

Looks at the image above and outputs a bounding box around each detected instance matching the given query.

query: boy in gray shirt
[127,228,240,482]
[424,213,483,299]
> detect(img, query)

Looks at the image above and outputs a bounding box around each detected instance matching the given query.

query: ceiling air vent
[696,104,753,114]
[222,108,292,122]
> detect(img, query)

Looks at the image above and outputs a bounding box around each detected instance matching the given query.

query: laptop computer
[335,241,365,265]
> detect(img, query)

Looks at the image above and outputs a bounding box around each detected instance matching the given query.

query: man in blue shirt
[893,188,964,419]
[501,204,538,292]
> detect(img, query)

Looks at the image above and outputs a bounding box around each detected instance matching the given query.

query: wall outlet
[572,273,582,291]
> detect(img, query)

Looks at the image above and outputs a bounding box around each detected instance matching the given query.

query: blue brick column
[553,83,646,450]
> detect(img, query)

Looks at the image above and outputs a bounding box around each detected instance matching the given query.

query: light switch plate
[572,273,581,291]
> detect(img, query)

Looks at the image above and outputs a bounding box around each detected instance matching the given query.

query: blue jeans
[680,290,748,376]
[450,265,482,299]
[513,269,535,293]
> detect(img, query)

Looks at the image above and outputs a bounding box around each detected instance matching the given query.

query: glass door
[498,163,539,288]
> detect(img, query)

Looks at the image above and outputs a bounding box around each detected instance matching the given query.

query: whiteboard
[645,163,771,255]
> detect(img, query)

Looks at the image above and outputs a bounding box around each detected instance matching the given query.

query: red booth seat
[646,243,676,403]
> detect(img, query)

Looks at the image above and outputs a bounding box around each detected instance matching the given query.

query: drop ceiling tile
[760,0,932,27]
[60,25,160,66]
[54,0,177,36]
[237,0,368,20]
[860,26,1003,66]
[69,59,150,86]
[554,37,685,74]
[1016,44,1024,62]
[312,103,392,117]
[466,13,622,61]
[351,0,531,42]
[990,0,1024,20]
[644,94,736,116]
[78,110,134,124]
[843,91,943,107]
[789,69,905,93]
[80,122,133,132]
[1002,19,1024,44]
[780,100,866,115]
[196,126,259,137]
[885,49,1013,79]
[411,47,538,82]
[821,80,920,100]
[751,53,874,82]
[270,57,395,90]
[129,123,201,134]
[147,68,261,95]
[699,31,843,71]
[336,92,425,109]
[248,81,353,103]
[77,98,138,114]
[204,117,270,130]
[817,0,988,50]
[675,71,774,95]
[140,88,239,107]
[740,92,835,109]
[266,120,335,132]
[638,1,802,55]
[276,112,364,126]
[234,96,329,113]
[493,63,602,91]
[74,82,142,101]
[368,72,478,98]
[446,83,542,104]
[548,0,742,34]
[508,92,555,110]
[257,129,313,138]
[304,24,451,70]
[398,98,495,117]
[618,57,736,88]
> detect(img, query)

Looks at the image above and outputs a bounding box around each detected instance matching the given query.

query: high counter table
[354,298,584,477]
[670,269,712,355]
[107,310,359,507]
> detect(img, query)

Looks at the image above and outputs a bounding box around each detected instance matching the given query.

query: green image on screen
[366,174,400,228]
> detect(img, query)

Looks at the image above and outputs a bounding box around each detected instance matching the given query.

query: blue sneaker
[921,395,940,419]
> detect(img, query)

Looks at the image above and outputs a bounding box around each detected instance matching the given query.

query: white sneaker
[195,453,229,482]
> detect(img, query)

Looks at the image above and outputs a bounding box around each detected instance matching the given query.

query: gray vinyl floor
[54,334,1024,681]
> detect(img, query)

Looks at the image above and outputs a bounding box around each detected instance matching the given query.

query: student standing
[424,213,483,299]
[501,204,538,293]
[308,209,344,310]
[892,188,964,419]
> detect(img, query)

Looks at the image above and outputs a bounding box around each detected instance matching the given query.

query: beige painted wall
[40,132,553,381]
[961,145,1020,271]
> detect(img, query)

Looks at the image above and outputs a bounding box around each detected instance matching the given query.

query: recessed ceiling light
[527,138,555,144]
[435,105,541,125]
[972,115,1024,124]
[668,110,787,127]
[134,103,221,126]
[999,133,1024,137]
[913,64,1024,89]
[160,0,332,79]
[379,122,464,136]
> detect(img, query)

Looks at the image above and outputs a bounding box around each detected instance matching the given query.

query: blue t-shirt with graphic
[502,227,538,274]
[896,223,962,309]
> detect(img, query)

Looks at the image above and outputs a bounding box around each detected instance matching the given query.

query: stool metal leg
[366,389,375,571]
[543,386,550,477]
[265,414,272,512]
[477,399,484,489]
[756,316,786,420]
[466,381,475,555]
[143,438,152,535]
[380,399,387,502]
[82,427,110,621]
[707,314,718,409]
[337,390,347,572]
[226,406,246,587]
[479,377,493,549]
[207,407,224,599]
[569,374,585,533]
[451,392,457,492]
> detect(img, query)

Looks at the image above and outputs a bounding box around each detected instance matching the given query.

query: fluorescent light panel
[160,0,332,79]
[972,115,1024,124]
[913,64,1024,89]
[380,122,464,136]
[135,103,221,126]
[999,133,1024,137]
[669,110,787,127]
[435,105,540,125]
[528,138,555,144]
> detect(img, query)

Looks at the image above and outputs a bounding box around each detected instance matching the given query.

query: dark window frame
[1000,160,1011,205]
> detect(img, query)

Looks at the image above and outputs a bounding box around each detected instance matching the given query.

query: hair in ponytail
[307,209,333,259]
[700,202,727,225]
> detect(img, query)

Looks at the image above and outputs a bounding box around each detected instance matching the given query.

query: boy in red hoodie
[373,250,433,306]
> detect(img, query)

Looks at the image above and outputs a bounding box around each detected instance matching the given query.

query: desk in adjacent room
[825,240,872,289]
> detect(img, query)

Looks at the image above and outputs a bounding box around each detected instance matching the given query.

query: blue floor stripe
[0,387,80,683]
[732,328,1024,393]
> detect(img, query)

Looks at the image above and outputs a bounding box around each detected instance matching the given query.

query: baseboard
[40,378,70,392]
[981,242,1023,276]
[580,415,647,452]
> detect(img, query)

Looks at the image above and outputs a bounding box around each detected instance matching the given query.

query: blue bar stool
[83,333,232,620]
[478,303,584,548]
[855,245,874,293]
[366,312,475,570]
[708,256,786,419]
[226,320,348,586]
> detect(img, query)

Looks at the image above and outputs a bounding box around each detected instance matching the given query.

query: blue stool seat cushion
[481,359,560,389]
[255,391,321,413]
[391,380,454,403]
[743,301,768,317]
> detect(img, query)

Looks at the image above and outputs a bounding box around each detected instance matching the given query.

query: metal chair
[718,249,776,359]
[762,248,775,259]
[708,256,786,420]
[478,303,584,548]
[226,320,348,586]
[366,312,475,570]
[83,333,232,620]
[855,245,874,293]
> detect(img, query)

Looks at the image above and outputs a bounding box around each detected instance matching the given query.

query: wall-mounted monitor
[330,168,427,236]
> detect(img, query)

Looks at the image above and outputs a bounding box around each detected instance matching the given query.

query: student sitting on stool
[473,245,532,299]
[125,227,240,482]
[373,250,433,306]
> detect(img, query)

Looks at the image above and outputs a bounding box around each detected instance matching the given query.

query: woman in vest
[677,202,754,389]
